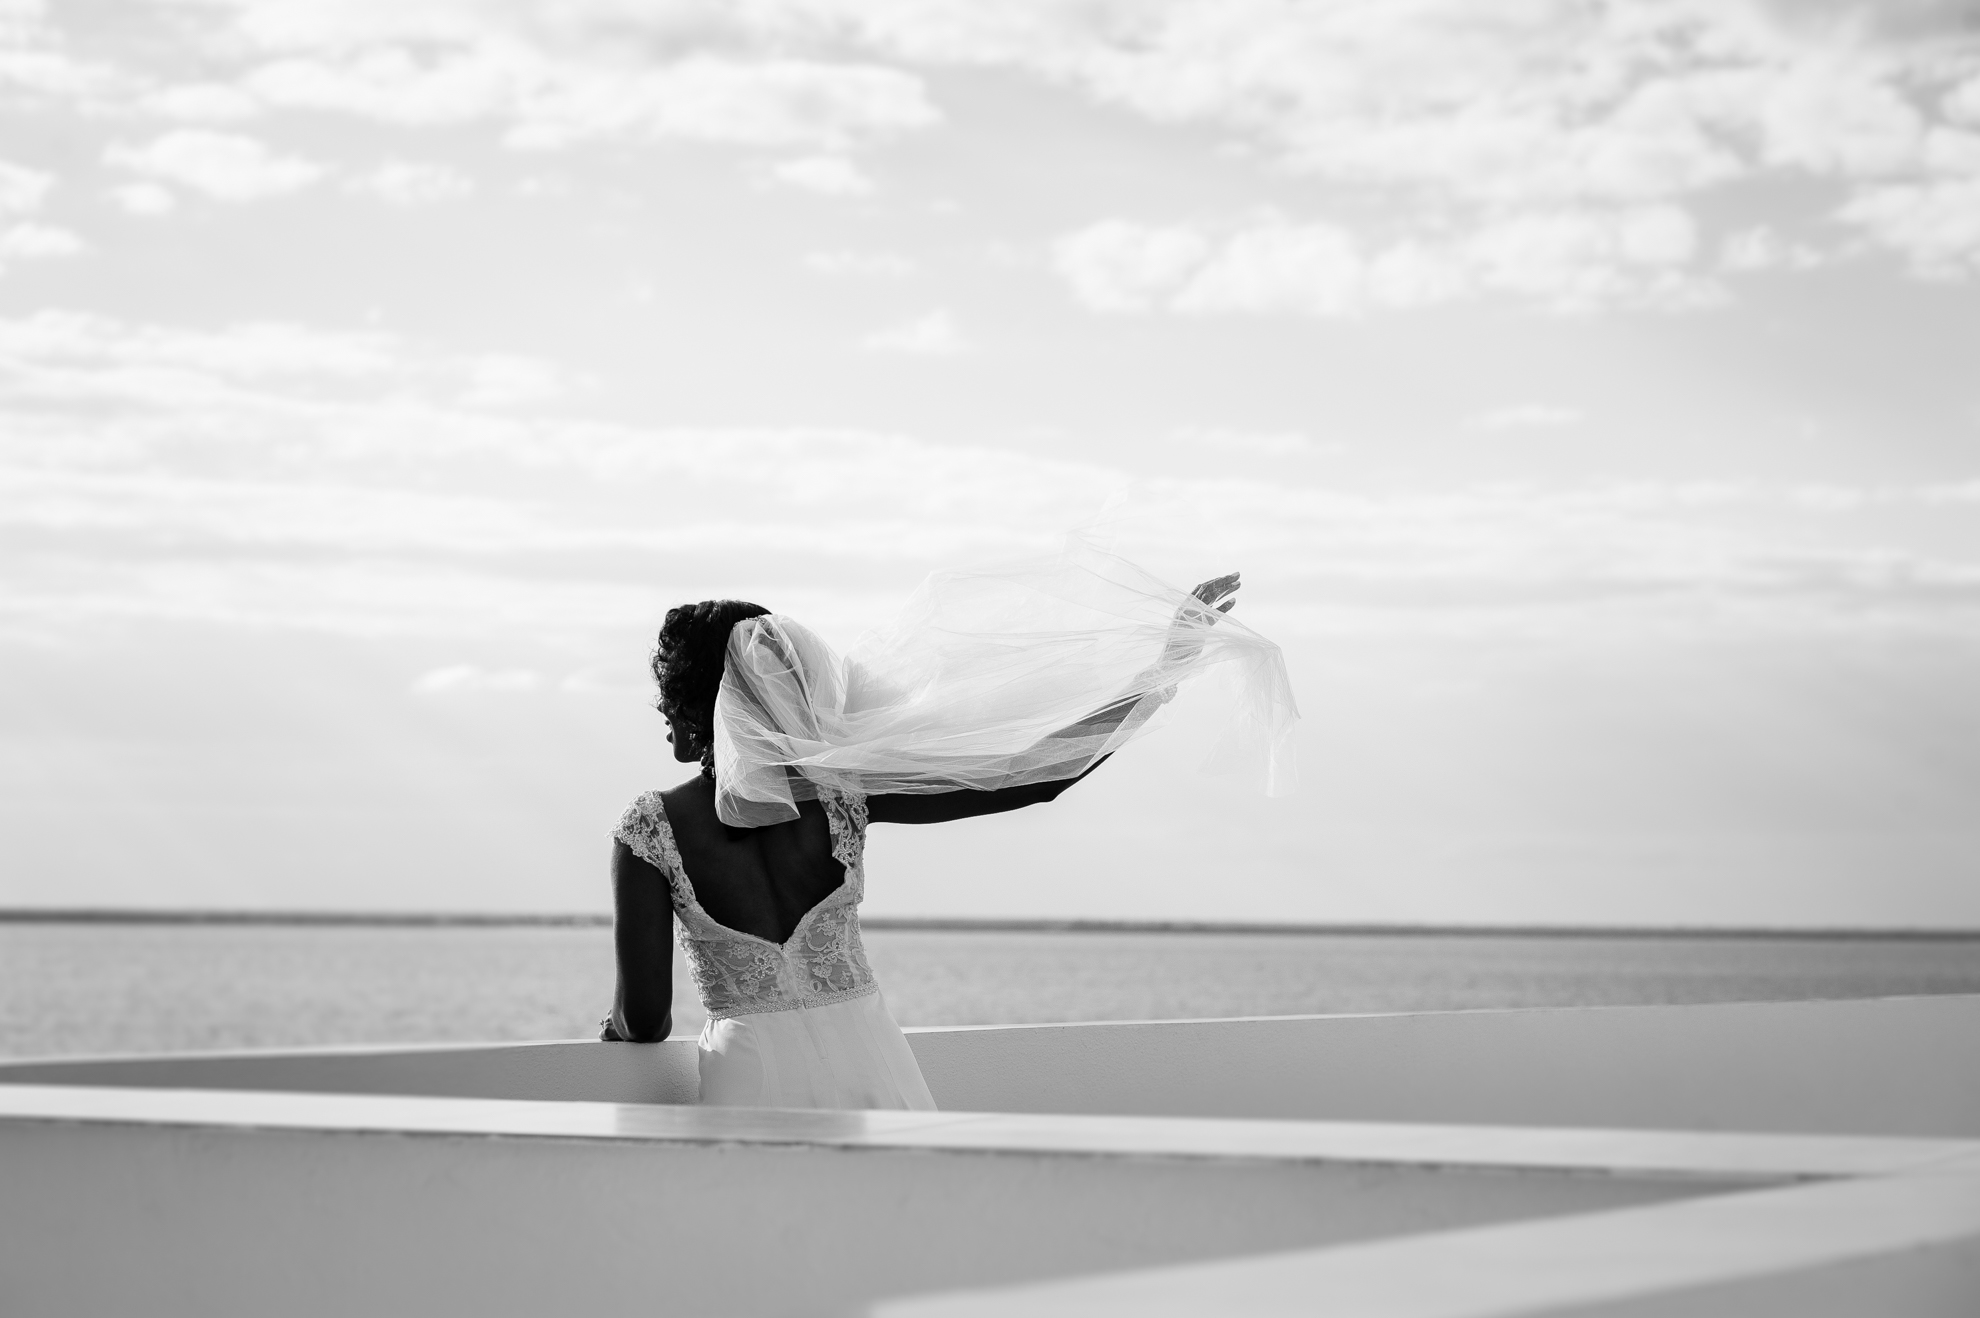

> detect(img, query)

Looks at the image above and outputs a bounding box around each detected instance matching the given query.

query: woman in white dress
[601,543,1295,1110]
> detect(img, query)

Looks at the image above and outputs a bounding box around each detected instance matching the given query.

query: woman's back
[615,782,934,1109]
[659,776,846,946]
[616,783,877,1023]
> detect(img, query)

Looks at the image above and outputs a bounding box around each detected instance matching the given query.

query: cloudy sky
[3,0,1978,926]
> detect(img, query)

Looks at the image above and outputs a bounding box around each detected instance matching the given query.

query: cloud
[1926,126,1980,175]
[0,159,51,215]
[1171,428,1326,457]
[1468,405,1585,432]
[350,160,474,205]
[0,160,76,271]
[0,2,124,106]
[1719,226,1827,272]
[860,309,968,355]
[1053,220,1211,312]
[1055,206,1714,317]
[108,181,176,215]
[223,45,939,153]
[142,81,260,122]
[0,311,395,384]
[1176,219,1364,316]
[34,0,1978,289]
[458,353,575,408]
[0,310,579,417]
[237,49,521,126]
[804,249,915,277]
[555,58,935,151]
[82,0,940,151]
[1756,61,1931,177]
[765,154,874,196]
[1462,205,1710,310]
[734,1,1980,284]
[104,130,327,201]
[1949,74,1980,126]
[771,2,1959,185]
[1837,178,1980,276]
[0,221,83,263]
[7,308,1980,652]
[412,665,541,693]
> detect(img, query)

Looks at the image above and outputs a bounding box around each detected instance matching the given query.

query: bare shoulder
[657,771,712,811]
[658,775,719,835]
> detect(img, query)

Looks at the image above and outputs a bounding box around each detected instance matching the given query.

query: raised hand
[1190,571,1240,618]
[1162,571,1239,667]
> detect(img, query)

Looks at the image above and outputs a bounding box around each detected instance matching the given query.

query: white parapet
[4,994,1977,1137]
[2,997,1977,1316]
[905,994,1980,1137]
[3,1082,1976,1318]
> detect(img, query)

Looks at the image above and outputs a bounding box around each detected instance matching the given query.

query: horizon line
[0,909,1976,940]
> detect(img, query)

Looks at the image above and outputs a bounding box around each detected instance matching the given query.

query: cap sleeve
[614,791,678,878]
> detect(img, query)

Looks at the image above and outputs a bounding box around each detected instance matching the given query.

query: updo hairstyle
[651,599,770,777]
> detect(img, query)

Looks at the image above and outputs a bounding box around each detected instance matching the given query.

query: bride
[601,540,1296,1109]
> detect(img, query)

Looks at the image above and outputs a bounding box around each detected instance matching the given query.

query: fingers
[1192,571,1240,605]
[1179,573,1240,635]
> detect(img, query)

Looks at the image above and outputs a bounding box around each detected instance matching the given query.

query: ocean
[3,921,1977,1061]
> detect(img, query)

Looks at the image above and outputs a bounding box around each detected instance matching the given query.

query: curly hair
[651,599,770,777]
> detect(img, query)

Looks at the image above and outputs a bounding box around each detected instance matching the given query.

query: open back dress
[614,785,937,1110]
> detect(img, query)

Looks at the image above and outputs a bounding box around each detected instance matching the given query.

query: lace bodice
[614,787,879,1020]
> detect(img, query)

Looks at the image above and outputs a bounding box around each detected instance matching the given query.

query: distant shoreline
[1,909,1976,940]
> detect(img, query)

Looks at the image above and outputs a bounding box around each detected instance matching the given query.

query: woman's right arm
[866,572,1238,827]
[866,755,1112,824]
[603,840,674,1043]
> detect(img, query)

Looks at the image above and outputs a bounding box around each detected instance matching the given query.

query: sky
[2,0,1978,926]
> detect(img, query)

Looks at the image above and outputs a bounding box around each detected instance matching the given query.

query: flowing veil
[710,537,1300,827]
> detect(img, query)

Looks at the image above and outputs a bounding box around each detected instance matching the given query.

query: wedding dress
[614,785,936,1110]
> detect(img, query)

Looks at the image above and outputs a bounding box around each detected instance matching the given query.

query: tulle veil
[710,536,1300,827]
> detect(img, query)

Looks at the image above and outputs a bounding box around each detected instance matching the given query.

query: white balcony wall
[5,996,1976,1137]
[0,1111,1718,1318]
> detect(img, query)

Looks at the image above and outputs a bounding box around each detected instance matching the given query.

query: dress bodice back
[615,787,878,1020]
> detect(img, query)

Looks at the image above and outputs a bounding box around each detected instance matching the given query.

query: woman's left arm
[601,840,674,1042]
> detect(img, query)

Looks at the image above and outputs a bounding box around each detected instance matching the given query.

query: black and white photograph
[2,1,1978,1314]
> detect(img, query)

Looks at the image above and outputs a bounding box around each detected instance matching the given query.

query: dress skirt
[696,989,937,1111]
